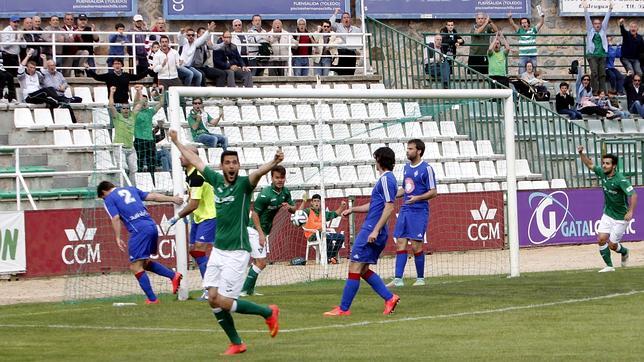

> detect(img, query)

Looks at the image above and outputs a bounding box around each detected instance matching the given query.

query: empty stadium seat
[296,125,316,140]
[369,123,388,138]
[466,183,484,192]
[350,123,369,139]
[223,106,242,123]
[478,160,498,179]
[53,109,73,126]
[282,146,300,162]
[339,165,358,181]
[72,129,93,146]
[93,129,111,145]
[404,102,422,117]
[429,162,445,180]
[316,124,333,140]
[550,178,567,189]
[425,142,442,159]
[386,122,406,138]
[154,172,173,193]
[367,102,387,119]
[459,141,477,158]
[241,105,260,122]
[603,120,621,134]
[198,148,208,163]
[356,165,376,181]
[517,180,534,190]
[33,109,54,127]
[441,141,460,159]
[278,125,298,141]
[14,108,34,128]
[73,87,93,103]
[532,180,550,189]
[439,121,458,137]
[350,103,369,119]
[53,129,73,146]
[244,148,264,164]
[460,162,480,180]
[332,124,351,139]
[135,173,155,192]
[314,103,333,120]
[335,144,353,160]
[242,126,261,142]
[449,183,466,193]
[483,182,501,191]
[260,125,279,141]
[332,103,351,120]
[436,184,450,193]
[586,119,605,134]
[386,102,405,118]
[296,104,315,120]
[443,162,461,179]
[93,86,109,103]
[287,168,304,184]
[260,105,279,121]
[475,140,495,156]
[95,150,115,170]
[621,119,638,133]
[421,122,440,137]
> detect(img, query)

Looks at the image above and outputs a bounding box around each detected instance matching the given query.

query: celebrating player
[578,146,637,272]
[169,146,216,299]
[324,147,400,316]
[97,181,184,304]
[388,139,437,287]
[169,130,280,356]
[241,165,297,297]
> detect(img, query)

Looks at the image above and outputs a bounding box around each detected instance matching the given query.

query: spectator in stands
[268,19,294,76]
[108,23,127,68]
[74,14,98,75]
[187,97,228,149]
[85,57,148,104]
[193,27,226,87]
[624,74,644,117]
[178,22,215,86]
[595,89,629,119]
[231,19,251,68]
[108,86,137,178]
[440,20,464,73]
[606,38,625,95]
[1,16,23,76]
[299,193,347,264]
[130,14,151,77]
[575,72,614,118]
[40,55,81,122]
[468,12,497,75]
[0,52,16,102]
[152,35,183,89]
[292,18,313,76]
[583,0,612,95]
[153,122,170,171]
[213,31,253,88]
[148,17,167,48]
[312,20,339,76]
[60,13,77,77]
[248,14,269,76]
[329,8,362,75]
[148,41,160,86]
[607,90,631,118]
[133,85,165,174]
[507,11,545,75]
[619,18,643,76]
[42,16,63,62]
[21,17,42,66]
[520,61,543,86]
[424,35,450,89]
[556,82,583,120]
[487,32,511,87]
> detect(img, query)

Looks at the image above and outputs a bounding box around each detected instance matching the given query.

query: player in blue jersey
[388,139,437,287]
[98,181,184,304]
[324,147,400,316]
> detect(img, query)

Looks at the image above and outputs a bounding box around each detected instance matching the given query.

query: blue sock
[395,251,407,278]
[414,251,425,279]
[135,271,157,301]
[339,273,361,311]
[146,261,176,280]
[362,270,393,301]
[190,250,208,278]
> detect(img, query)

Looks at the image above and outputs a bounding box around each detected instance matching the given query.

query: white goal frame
[167,87,519,301]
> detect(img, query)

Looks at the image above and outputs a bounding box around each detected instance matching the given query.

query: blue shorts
[350,228,388,264]
[393,208,429,241]
[189,219,217,245]
[128,224,159,262]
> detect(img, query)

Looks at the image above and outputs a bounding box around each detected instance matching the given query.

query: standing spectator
[312,21,339,76]
[439,20,464,73]
[33,16,42,30]
[468,12,497,75]
[130,14,151,77]
[424,35,450,89]
[619,18,643,76]
[108,86,137,179]
[606,38,625,95]
[21,17,43,66]
[193,27,226,87]
[487,32,511,87]
[624,74,644,117]
[42,16,63,62]
[108,23,128,68]
[187,98,228,149]
[231,19,250,67]
[60,13,77,77]
[556,82,583,120]
[153,123,170,172]
[147,17,167,49]
[85,57,148,104]
[133,85,165,174]
[148,41,160,86]
[247,14,269,76]
[213,31,253,88]
[1,16,23,76]
[0,52,16,101]
[177,22,215,86]
[507,11,545,75]
[74,14,98,74]
[292,18,312,76]
[152,35,183,89]
[329,8,362,75]
[268,19,294,76]
[583,0,612,95]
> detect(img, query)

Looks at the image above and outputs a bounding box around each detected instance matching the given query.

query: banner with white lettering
[0,212,26,274]
[559,0,644,16]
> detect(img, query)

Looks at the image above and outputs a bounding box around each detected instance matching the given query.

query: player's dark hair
[271,165,286,177]
[374,147,395,171]
[312,194,321,200]
[220,150,239,164]
[408,139,425,157]
[96,180,115,198]
[602,153,618,166]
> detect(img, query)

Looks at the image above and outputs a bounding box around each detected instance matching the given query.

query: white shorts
[248,227,268,259]
[202,248,250,299]
[597,214,628,244]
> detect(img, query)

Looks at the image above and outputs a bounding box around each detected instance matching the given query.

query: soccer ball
[291,210,308,227]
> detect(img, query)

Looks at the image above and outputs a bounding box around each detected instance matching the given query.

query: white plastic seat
[319,144,336,161]
[135,173,155,192]
[53,129,73,146]
[587,119,605,134]
[334,83,350,90]
[356,165,376,181]
[350,103,369,119]
[532,180,550,189]
[517,180,534,190]
[478,160,497,178]
[339,165,359,181]
[439,121,458,137]
[425,142,442,159]
[550,178,567,189]
[389,142,406,158]
[621,119,638,133]
[387,123,406,138]
[154,172,173,193]
[460,162,480,179]
[277,104,296,120]
[353,144,372,160]
[421,122,440,137]
[296,125,316,140]
[93,86,108,103]
[278,125,298,141]
[208,148,223,165]
[370,83,386,89]
[386,102,405,118]
[476,140,495,156]
[198,148,209,163]
[223,105,242,123]
[604,120,621,134]
[260,126,279,141]
[444,161,462,179]
[259,105,279,121]
[72,129,93,146]
[33,109,54,127]
[73,87,93,103]
[516,159,534,177]
[335,144,354,161]
[315,83,331,89]
[459,141,477,158]
[287,168,304,184]
[315,124,333,140]
[14,108,34,128]
[351,83,367,89]
[296,104,315,120]
[299,145,317,161]
[441,141,460,159]
[466,183,484,192]
[303,167,321,184]
[429,162,445,180]
[282,146,300,162]
[345,188,362,196]
[496,160,507,177]
[332,103,351,120]
[367,102,387,119]
[368,123,388,138]
[244,148,264,164]
[296,83,313,89]
[393,164,405,181]
[95,150,115,170]
[323,166,340,182]
[436,184,450,193]
[350,123,369,139]
[404,102,422,117]
[241,105,260,122]
[369,143,387,154]
[314,103,333,120]
[279,84,294,89]
[449,183,467,193]
[224,127,243,143]
[483,182,500,191]
[242,126,261,142]
[332,124,351,139]
[93,129,112,145]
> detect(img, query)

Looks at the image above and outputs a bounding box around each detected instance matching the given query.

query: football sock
[213,308,242,345]
[414,251,425,279]
[599,244,612,267]
[146,261,176,280]
[235,299,272,318]
[362,269,393,301]
[189,250,208,278]
[394,251,407,279]
[241,264,262,294]
[134,271,156,301]
[339,273,361,311]
[615,244,629,255]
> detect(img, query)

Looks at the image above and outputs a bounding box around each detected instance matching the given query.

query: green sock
[241,266,259,294]
[213,309,242,345]
[615,244,629,255]
[600,246,613,267]
[235,299,272,318]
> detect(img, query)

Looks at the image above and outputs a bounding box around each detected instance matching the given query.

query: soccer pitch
[2,268,644,361]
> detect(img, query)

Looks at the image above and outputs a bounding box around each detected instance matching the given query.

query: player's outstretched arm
[170,198,198,226]
[168,129,206,173]
[577,145,594,170]
[342,202,370,216]
[145,192,183,205]
[297,192,309,210]
[250,149,284,187]
[334,200,348,215]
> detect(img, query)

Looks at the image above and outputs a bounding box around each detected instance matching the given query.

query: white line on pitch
[0,290,640,334]
[0,306,108,319]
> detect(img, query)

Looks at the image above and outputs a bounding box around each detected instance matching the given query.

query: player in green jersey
[578,146,638,272]
[241,165,297,296]
[169,130,281,356]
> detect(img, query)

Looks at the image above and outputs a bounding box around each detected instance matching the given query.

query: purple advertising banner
[0,0,137,17]
[164,0,349,20]
[518,187,644,247]
[364,0,530,19]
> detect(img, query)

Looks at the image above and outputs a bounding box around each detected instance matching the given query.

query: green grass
[2,268,644,361]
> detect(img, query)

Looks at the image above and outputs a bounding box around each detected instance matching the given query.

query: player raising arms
[578,146,637,272]
[97,181,184,304]
[324,147,400,316]
[241,165,297,297]
[169,130,280,356]
[388,139,437,287]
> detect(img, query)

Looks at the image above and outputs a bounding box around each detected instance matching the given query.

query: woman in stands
[575,72,616,119]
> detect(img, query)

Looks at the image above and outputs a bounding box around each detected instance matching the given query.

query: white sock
[230,300,238,313]
[252,264,262,274]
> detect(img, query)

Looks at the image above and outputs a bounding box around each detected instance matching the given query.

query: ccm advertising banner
[364,0,530,19]
[518,187,644,247]
[0,212,26,274]
[559,0,644,17]
[0,0,137,17]
[164,0,349,20]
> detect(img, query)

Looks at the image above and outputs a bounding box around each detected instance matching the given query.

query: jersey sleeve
[188,173,206,200]
[242,176,254,194]
[425,165,437,190]
[382,174,397,203]
[253,191,269,213]
[202,166,223,187]
[593,165,604,178]
[135,187,149,201]
[620,178,635,196]
[103,196,119,219]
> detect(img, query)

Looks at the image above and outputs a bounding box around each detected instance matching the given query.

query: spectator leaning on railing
[312,21,339,77]
[468,12,497,75]
[619,18,643,76]
[22,17,43,66]
[61,13,78,77]
[507,10,545,75]
[583,0,612,96]
[329,8,362,76]
[130,14,151,77]
[292,18,312,77]
[424,34,450,89]
[247,14,269,76]
[74,14,98,74]
[108,23,128,67]
[440,20,464,72]
[42,16,63,62]
[1,16,23,77]
[268,19,294,76]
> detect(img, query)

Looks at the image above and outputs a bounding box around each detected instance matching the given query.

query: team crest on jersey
[404,177,415,193]
[414,170,419,177]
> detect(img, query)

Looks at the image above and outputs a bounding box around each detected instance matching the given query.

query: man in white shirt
[329,8,362,75]
[178,22,215,86]
[1,16,23,76]
[268,19,295,76]
[152,35,183,89]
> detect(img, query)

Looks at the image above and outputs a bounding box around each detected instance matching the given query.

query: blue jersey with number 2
[103,186,156,234]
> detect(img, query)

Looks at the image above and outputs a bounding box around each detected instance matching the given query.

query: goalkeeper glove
[169,215,187,226]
